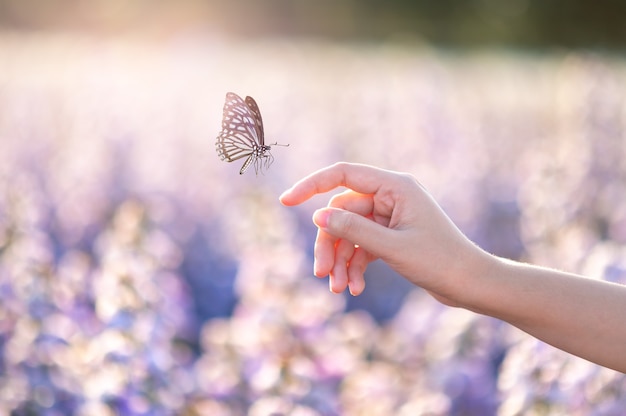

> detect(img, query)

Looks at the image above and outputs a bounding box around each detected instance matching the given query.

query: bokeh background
[1,1,626,415]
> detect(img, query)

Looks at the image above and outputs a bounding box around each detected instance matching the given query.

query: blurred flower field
[1,34,626,415]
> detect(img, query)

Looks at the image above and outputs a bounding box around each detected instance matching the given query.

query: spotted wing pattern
[216,92,273,175]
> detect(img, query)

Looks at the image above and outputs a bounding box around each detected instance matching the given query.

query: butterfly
[216,92,289,175]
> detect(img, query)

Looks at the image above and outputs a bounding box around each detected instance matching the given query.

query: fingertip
[278,188,293,205]
[312,208,331,229]
[347,249,368,296]
[313,228,337,279]
[313,259,327,278]
[348,267,366,295]
[348,279,365,296]
[329,268,348,294]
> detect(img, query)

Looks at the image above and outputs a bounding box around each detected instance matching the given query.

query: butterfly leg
[265,152,275,171]
[253,156,261,176]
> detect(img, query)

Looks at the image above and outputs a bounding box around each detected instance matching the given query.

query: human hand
[279,162,489,302]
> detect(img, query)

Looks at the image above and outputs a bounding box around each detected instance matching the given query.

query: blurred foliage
[0,0,625,48]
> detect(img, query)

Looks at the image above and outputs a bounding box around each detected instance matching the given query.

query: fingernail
[312,209,330,229]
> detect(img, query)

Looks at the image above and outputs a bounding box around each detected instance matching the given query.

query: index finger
[279,162,393,206]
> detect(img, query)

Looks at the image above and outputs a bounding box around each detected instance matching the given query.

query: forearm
[461,254,626,373]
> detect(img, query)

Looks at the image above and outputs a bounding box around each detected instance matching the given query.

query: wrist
[457,251,532,319]
[444,245,501,310]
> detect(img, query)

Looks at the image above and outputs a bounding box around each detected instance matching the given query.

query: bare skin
[279,162,626,373]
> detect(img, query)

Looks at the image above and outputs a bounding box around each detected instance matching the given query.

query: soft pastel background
[1,2,626,415]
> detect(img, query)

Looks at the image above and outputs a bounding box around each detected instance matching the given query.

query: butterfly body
[216,92,288,175]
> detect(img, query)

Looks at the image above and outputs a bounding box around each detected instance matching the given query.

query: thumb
[313,208,394,258]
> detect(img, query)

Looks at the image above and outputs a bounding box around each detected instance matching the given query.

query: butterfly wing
[216,92,281,175]
[216,92,262,164]
[245,95,265,146]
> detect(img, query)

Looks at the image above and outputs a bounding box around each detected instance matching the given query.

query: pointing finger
[279,162,394,206]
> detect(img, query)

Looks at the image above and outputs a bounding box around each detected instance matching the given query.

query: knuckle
[328,192,343,207]
[338,212,358,236]
[398,172,419,187]
[335,239,354,261]
[328,189,353,208]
